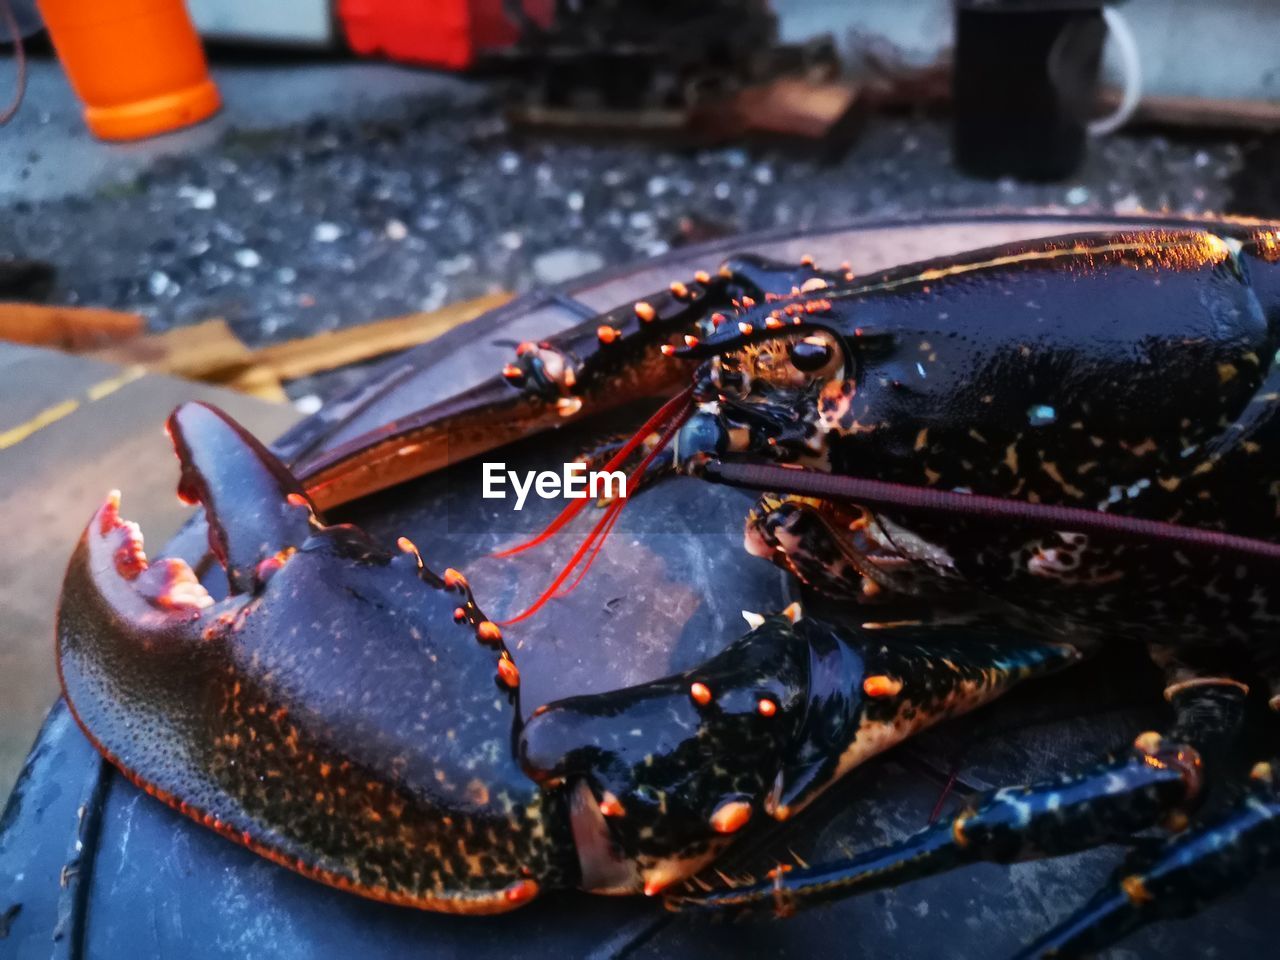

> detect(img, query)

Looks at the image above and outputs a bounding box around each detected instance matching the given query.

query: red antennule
[498,392,694,625]
[492,388,694,560]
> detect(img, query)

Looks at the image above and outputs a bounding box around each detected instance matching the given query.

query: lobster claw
[57,402,574,913]
[167,402,319,594]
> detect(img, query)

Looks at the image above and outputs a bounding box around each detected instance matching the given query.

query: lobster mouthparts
[56,402,577,914]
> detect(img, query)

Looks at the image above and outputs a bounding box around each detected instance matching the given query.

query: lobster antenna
[702,460,1280,565]
[553,496,626,600]
[492,388,694,559]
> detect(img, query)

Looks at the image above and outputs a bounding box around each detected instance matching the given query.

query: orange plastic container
[37,0,221,141]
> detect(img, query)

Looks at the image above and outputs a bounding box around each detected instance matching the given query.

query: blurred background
[1,1,1278,383]
[0,0,1278,803]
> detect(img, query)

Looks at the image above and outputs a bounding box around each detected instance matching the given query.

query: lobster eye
[788,336,835,373]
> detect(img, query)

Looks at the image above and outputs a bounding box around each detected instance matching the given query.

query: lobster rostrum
[55,223,1280,956]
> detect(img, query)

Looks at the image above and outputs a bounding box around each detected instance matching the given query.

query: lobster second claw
[294,253,845,512]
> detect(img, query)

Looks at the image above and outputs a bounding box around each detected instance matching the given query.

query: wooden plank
[0,302,145,351]
[85,318,255,379]
[246,291,513,381]
[86,319,290,402]
[82,293,513,399]
[1122,92,1280,131]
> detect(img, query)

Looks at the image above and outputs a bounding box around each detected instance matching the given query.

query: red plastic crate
[340,0,553,71]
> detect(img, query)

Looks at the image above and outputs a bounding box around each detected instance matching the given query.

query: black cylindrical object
[953,0,1116,182]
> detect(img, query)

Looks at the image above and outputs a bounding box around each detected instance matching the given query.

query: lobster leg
[1016,761,1280,958]
[667,683,1247,933]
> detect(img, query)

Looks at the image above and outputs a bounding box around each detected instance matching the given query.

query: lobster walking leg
[744,495,935,599]
[1018,760,1280,959]
[666,683,1247,937]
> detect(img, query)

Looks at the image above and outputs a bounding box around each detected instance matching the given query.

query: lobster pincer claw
[57,402,577,914]
[167,402,319,593]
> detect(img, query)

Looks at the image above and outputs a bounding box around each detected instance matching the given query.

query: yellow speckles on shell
[1218,362,1238,383]
[504,879,540,905]
[466,779,490,806]
[1003,443,1018,474]
[862,675,903,698]
[710,800,753,834]
[1122,874,1155,905]
[1133,730,1163,755]
[1040,461,1085,499]
[689,681,713,706]
[598,791,626,818]
[914,428,929,452]
[396,537,423,564]
[497,656,520,689]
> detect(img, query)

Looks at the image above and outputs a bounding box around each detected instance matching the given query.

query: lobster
[54,221,1280,957]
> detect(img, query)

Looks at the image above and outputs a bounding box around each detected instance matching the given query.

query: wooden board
[0,343,300,803]
[0,302,144,351]
[80,293,514,401]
